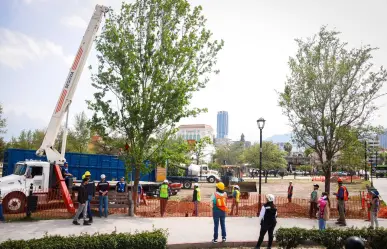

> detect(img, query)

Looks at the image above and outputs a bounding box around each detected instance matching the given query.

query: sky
[1,0,387,144]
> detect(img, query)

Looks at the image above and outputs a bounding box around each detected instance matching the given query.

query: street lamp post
[257,117,266,216]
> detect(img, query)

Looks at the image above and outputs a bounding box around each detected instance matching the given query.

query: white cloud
[60,15,87,29]
[0,28,71,70]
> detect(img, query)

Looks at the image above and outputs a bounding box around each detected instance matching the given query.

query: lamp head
[257,117,266,129]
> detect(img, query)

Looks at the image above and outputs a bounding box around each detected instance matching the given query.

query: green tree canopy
[243,141,287,170]
[278,26,387,193]
[284,142,292,155]
[214,141,245,165]
[87,0,223,212]
[67,112,91,153]
[191,136,212,165]
[8,129,45,150]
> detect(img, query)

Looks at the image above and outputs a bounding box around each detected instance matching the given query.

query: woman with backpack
[255,194,277,249]
[317,192,330,230]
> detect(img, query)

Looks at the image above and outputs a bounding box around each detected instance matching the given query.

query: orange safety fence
[0,189,368,221]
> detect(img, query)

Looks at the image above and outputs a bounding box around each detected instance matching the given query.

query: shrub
[368,227,387,249]
[0,229,167,249]
[275,227,308,249]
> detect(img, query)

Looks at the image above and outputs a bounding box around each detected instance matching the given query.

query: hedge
[0,229,168,249]
[276,227,387,249]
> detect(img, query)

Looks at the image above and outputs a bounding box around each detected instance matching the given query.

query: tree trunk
[324,164,331,194]
[265,171,268,183]
[132,166,141,214]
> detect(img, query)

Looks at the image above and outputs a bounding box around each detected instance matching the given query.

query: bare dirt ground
[172,178,368,201]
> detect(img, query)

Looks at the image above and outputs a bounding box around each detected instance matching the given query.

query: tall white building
[177,124,215,164]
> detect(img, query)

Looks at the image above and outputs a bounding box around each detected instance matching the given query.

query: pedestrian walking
[309,184,319,218]
[73,178,91,226]
[317,192,330,230]
[97,174,109,218]
[159,180,171,217]
[192,183,201,216]
[229,185,240,216]
[255,194,277,249]
[211,182,228,244]
[287,181,293,203]
[79,171,95,223]
[334,177,348,226]
[370,190,380,229]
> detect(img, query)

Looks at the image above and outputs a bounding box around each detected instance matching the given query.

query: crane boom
[36,5,109,164]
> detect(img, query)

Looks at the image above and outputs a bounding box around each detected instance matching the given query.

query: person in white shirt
[255,194,277,249]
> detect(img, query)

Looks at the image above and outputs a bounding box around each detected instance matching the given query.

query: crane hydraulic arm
[36,5,109,165]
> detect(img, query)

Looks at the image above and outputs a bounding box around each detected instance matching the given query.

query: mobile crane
[0,5,109,214]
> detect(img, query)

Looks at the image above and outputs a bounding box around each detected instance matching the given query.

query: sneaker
[72,220,80,225]
[88,218,93,223]
[212,239,218,244]
[222,238,226,242]
[83,221,91,226]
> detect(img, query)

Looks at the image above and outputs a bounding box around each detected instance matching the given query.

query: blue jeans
[213,209,226,240]
[319,218,326,230]
[99,195,108,217]
[0,204,4,221]
[87,195,93,218]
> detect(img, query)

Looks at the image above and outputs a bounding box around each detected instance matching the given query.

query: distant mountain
[264,133,292,143]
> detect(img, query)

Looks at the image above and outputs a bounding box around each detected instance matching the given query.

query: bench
[73,191,131,209]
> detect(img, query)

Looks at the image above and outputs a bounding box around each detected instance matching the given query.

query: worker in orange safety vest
[211,182,228,244]
[333,177,349,226]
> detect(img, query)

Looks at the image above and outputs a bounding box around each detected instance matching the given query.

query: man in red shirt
[287,181,293,203]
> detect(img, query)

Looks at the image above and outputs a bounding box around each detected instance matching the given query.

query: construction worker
[159,180,171,217]
[192,183,201,216]
[229,185,240,216]
[116,177,126,193]
[333,177,349,226]
[287,181,293,203]
[211,182,228,244]
[61,162,72,188]
[79,171,94,223]
[309,184,319,218]
[97,174,109,218]
[73,178,91,226]
[370,190,380,229]
[255,194,277,249]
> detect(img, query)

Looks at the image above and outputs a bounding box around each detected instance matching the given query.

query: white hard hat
[163,179,168,183]
[194,183,199,187]
[234,185,240,189]
[100,174,106,179]
[266,194,275,202]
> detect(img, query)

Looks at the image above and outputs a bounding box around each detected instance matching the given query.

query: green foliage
[67,111,91,153]
[278,25,387,193]
[0,230,167,249]
[304,147,314,157]
[7,129,45,150]
[214,141,245,165]
[0,104,5,135]
[284,142,292,155]
[87,0,223,209]
[208,162,221,169]
[298,164,313,172]
[243,141,287,170]
[276,227,387,249]
[192,136,212,164]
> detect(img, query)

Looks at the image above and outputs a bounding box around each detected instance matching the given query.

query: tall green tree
[68,112,91,153]
[243,141,287,182]
[191,136,212,165]
[284,142,292,155]
[0,104,6,162]
[214,141,245,165]
[278,26,387,193]
[8,129,45,150]
[87,0,223,213]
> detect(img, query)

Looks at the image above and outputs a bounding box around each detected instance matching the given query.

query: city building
[217,111,229,139]
[177,124,215,164]
[379,130,387,149]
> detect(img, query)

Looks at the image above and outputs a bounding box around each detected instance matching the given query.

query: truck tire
[207,176,216,183]
[183,180,192,189]
[3,192,26,214]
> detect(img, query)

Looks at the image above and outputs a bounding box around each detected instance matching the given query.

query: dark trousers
[309,202,318,218]
[160,198,168,217]
[256,223,276,248]
[213,209,226,240]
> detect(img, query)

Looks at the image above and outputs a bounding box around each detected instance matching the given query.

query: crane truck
[0,5,109,214]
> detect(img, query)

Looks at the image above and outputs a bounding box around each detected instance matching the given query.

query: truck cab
[0,160,52,213]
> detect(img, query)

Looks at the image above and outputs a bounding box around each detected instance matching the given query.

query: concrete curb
[168,241,261,249]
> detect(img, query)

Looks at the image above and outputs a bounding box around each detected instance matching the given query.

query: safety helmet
[101,174,106,179]
[371,190,379,196]
[266,194,275,202]
[216,182,225,191]
[234,185,240,189]
[338,177,343,183]
[194,183,199,187]
[82,174,86,180]
[163,179,168,183]
[85,171,91,176]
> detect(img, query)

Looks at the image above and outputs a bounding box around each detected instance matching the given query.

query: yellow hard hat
[82,174,86,179]
[216,182,225,191]
[85,171,91,176]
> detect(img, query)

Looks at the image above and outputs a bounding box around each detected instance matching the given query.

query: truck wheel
[207,176,216,183]
[183,181,192,189]
[3,192,26,214]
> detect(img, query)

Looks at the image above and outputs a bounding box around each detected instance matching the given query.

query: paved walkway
[0,216,386,244]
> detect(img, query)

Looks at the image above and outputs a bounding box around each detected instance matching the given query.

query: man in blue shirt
[61,162,72,188]
[116,177,127,193]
